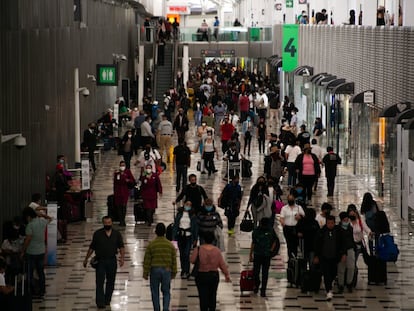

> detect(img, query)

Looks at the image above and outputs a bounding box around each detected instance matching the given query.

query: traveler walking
[175,174,208,215]
[83,216,125,309]
[322,146,341,196]
[173,137,191,193]
[113,160,136,226]
[143,223,177,311]
[139,164,162,226]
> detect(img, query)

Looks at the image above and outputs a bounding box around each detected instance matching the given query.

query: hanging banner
[282,24,299,72]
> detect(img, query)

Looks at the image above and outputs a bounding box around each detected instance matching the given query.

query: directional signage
[96,64,117,86]
[282,24,299,72]
[286,0,293,8]
[201,49,235,57]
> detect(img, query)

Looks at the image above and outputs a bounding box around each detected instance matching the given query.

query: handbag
[190,247,200,277]
[90,256,99,269]
[274,199,284,214]
[240,210,254,232]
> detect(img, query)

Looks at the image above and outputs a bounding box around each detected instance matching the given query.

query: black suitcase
[367,255,387,285]
[9,274,32,311]
[107,194,119,222]
[134,201,146,223]
[301,268,322,293]
[287,257,307,287]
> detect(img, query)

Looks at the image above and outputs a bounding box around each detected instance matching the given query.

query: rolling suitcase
[367,255,387,285]
[10,272,32,310]
[107,194,119,222]
[240,269,255,294]
[301,267,322,293]
[287,239,307,288]
[134,201,146,223]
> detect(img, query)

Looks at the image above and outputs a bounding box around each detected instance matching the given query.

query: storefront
[380,102,413,218]
[350,90,382,196]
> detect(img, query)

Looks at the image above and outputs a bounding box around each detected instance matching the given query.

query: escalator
[154,42,175,102]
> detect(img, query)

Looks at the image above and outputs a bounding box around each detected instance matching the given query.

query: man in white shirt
[285,140,302,188]
[280,194,305,259]
[157,114,173,162]
[141,115,155,147]
[229,110,240,128]
[257,89,268,119]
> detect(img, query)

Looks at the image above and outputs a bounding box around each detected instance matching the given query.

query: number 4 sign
[282,24,299,72]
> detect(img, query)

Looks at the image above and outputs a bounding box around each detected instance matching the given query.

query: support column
[138,45,144,110]
[402,0,414,26]
[183,45,189,90]
[361,0,377,26]
[74,68,81,165]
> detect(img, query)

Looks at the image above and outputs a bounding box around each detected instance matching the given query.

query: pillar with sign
[281,24,299,101]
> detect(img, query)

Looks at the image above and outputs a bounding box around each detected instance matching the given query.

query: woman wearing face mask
[172,201,198,279]
[202,130,219,177]
[337,212,356,293]
[347,204,372,264]
[114,161,136,227]
[280,194,305,259]
[256,117,267,154]
[197,198,223,246]
[139,164,162,226]
[294,143,321,205]
[120,130,135,169]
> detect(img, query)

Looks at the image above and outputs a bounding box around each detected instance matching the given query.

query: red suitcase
[240,269,255,294]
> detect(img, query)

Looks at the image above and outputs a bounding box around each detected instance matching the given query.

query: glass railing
[139,26,273,43]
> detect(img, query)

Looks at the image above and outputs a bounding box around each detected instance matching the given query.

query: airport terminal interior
[30,128,414,311]
[2,0,414,310]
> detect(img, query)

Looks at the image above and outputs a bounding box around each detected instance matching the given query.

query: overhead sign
[167,5,191,15]
[286,0,293,8]
[96,64,117,86]
[201,49,236,57]
[282,25,299,72]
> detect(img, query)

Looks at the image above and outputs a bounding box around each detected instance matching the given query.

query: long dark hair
[361,192,377,214]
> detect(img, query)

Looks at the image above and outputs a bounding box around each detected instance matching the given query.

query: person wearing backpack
[249,217,278,297]
[175,174,208,215]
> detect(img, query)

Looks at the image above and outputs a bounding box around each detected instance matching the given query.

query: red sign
[167,6,190,15]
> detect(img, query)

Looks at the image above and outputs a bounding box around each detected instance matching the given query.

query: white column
[74,68,81,164]
[183,45,189,89]
[138,45,144,110]
[402,0,414,26]
[361,0,377,26]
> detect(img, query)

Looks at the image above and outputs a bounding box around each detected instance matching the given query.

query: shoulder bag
[190,247,200,277]
[240,210,254,232]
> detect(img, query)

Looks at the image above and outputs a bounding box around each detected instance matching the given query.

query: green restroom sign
[96,64,117,86]
[286,0,293,8]
[282,24,299,72]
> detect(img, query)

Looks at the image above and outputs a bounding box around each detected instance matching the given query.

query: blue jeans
[177,235,192,274]
[150,267,172,311]
[176,164,188,192]
[26,253,46,295]
[96,257,117,307]
[287,162,297,187]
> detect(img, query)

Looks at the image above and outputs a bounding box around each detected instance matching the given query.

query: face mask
[288,200,295,206]
[247,118,251,122]
[146,168,152,174]
[296,189,303,194]
[190,182,197,186]
[341,222,349,229]
[128,135,132,138]
[205,206,213,212]
[184,205,192,211]
[13,225,20,230]
[59,159,65,164]
[104,225,112,231]
[120,166,126,171]
[349,215,356,221]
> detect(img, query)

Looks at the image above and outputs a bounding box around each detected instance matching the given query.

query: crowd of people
[0,60,395,310]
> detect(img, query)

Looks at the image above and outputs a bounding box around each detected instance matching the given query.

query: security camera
[82,88,90,97]
[14,136,27,149]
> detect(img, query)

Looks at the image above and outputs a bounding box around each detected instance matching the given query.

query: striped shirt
[143,236,177,278]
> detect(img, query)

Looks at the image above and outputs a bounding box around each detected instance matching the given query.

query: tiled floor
[33,126,414,311]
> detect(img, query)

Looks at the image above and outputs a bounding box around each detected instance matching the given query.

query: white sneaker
[326,291,333,301]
